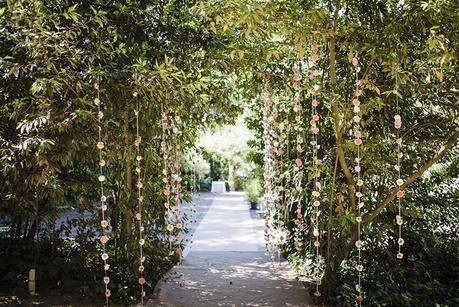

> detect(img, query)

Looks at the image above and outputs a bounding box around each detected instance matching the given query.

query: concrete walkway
[148,192,312,307]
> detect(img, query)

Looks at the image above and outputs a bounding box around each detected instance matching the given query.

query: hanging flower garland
[262,82,276,261]
[263,90,291,261]
[94,80,111,305]
[308,41,323,299]
[133,90,146,305]
[172,111,184,260]
[393,70,405,260]
[272,97,290,253]
[161,107,174,255]
[292,61,306,252]
[188,150,199,229]
[161,106,184,259]
[351,56,365,304]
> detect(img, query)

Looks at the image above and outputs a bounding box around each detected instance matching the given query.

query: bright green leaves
[31,79,45,95]
[63,5,80,22]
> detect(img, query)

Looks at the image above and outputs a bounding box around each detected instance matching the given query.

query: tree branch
[338,130,458,263]
[363,130,458,224]
[329,0,356,209]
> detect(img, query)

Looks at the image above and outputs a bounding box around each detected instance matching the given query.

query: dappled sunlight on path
[191,192,264,252]
[147,192,312,307]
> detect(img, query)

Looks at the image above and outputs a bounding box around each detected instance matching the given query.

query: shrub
[244,178,262,204]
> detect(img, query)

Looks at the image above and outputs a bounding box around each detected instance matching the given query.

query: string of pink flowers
[351,56,364,305]
[309,41,322,299]
[262,82,276,262]
[94,80,111,305]
[292,61,305,252]
[132,90,146,305]
[393,70,405,261]
[171,111,184,261]
[161,107,175,255]
[162,107,183,260]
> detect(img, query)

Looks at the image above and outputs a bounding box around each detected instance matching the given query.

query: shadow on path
[148,192,313,307]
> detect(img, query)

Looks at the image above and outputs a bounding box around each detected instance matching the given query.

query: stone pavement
[147,192,312,307]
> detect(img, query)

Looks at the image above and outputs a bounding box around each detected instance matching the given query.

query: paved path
[148,192,312,307]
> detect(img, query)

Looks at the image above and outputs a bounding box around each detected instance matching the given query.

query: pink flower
[311,54,320,62]
[138,278,146,285]
[136,213,141,220]
[311,43,318,50]
[273,122,278,128]
[355,165,361,172]
[273,113,278,120]
[312,127,320,134]
[354,106,360,113]
[292,65,300,73]
[309,119,316,126]
[311,99,318,107]
[352,99,360,106]
[352,57,359,66]
[295,159,302,167]
[353,115,361,123]
[397,190,404,198]
[313,70,320,77]
[394,114,401,121]
[100,235,109,244]
[354,138,362,146]
[354,130,361,138]
[313,114,320,121]
[267,145,274,153]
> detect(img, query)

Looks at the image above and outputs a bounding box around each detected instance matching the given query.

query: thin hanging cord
[262,80,276,263]
[394,70,404,260]
[95,77,110,306]
[293,60,303,229]
[133,90,145,306]
[351,56,364,305]
[309,41,322,299]
[161,103,174,256]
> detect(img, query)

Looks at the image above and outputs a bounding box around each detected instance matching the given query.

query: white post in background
[28,269,36,295]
